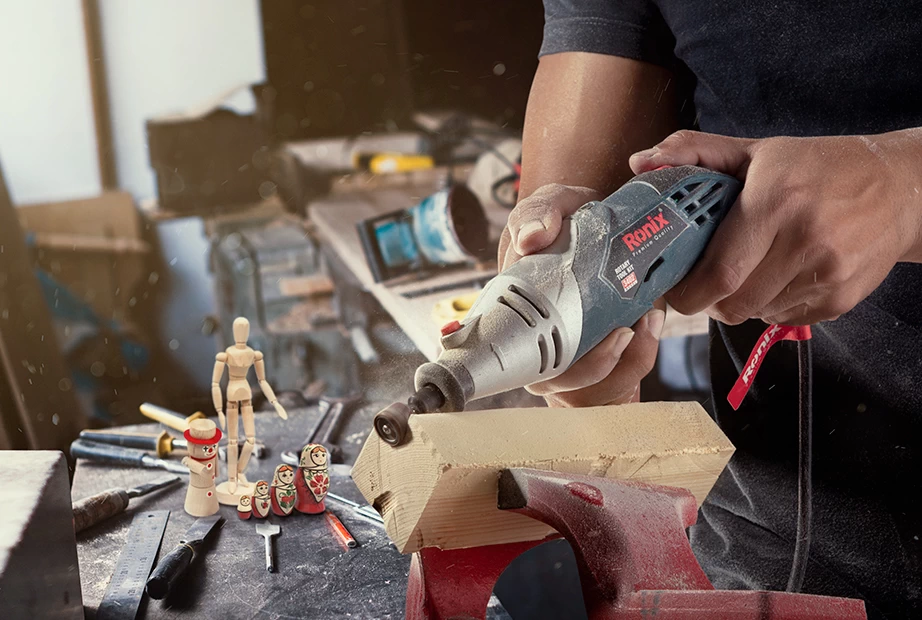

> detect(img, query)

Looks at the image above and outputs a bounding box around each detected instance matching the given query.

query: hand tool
[146,515,223,600]
[139,402,205,432]
[70,439,189,474]
[326,492,384,525]
[325,510,357,549]
[374,165,742,446]
[280,397,335,466]
[404,469,866,620]
[255,522,281,572]
[315,395,361,464]
[79,429,182,458]
[72,475,181,533]
[96,510,170,620]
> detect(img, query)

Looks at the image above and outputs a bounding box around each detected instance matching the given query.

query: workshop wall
[0,2,102,204]
[97,0,266,390]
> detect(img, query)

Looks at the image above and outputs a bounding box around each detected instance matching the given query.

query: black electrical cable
[786,338,813,592]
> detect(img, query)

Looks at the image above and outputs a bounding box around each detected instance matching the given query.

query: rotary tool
[374,165,742,446]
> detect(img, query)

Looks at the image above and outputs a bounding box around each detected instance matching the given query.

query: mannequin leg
[237,400,257,475]
[226,401,240,492]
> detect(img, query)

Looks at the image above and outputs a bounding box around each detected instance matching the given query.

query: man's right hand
[499,183,666,408]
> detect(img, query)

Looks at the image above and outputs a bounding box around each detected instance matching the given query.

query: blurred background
[0,0,706,458]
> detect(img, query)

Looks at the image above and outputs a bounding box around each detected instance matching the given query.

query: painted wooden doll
[252,480,271,519]
[181,419,222,517]
[295,443,329,514]
[270,464,297,516]
[237,493,252,520]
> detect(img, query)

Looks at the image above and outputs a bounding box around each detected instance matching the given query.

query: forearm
[520,52,680,199]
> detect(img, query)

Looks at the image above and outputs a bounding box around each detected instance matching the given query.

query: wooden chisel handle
[139,403,204,432]
[73,489,130,533]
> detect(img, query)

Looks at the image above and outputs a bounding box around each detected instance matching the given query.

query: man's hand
[630,130,922,325]
[499,184,667,408]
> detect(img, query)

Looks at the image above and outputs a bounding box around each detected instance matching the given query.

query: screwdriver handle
[73,489,130,533]
[146,543,196,599]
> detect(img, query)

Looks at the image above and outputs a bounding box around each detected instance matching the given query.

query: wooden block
[351,402,734,554]
[0,451,83,618]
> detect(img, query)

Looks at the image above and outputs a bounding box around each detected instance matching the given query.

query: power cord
[787,338,813,592]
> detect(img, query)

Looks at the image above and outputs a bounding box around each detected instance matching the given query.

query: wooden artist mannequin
[213,317,288,504]
[295,443,330,514]
[181,419,221,517]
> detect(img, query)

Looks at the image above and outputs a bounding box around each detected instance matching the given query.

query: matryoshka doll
[252,480,271,519]
[237,494,252,520]
[270,464,297,516]
[295,443,329,514]
[181,419,222,517]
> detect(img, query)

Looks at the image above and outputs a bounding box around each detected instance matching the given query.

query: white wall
[0,1,102,204]
[97,0,266,386]
[98,0,266,200]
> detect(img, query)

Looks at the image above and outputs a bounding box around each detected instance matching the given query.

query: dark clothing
[540,2,922,618]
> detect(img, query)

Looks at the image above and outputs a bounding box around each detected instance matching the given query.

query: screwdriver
[72,476,181,533]
[70,439,190,475]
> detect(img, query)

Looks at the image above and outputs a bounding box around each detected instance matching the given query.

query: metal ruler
[97,510,170,620]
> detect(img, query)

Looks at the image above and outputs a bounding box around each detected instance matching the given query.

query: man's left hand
[630,130,922,325]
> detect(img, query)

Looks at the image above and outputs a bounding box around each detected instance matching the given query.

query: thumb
[629,130,755,178]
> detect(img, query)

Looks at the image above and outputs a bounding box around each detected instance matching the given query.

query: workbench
[73,407,410,619]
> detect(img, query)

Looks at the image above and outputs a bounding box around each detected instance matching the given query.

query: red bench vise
[406,468,867,620]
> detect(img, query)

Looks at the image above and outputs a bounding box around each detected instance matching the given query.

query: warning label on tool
[600,203,688,300]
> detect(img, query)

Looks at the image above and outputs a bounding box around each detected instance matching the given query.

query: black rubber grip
[146,543,195,600]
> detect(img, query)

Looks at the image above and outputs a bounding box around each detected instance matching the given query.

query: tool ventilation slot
[538,335,549,374]
[507,284,550,319]
[498,296,536,327]
[675,180,728,224]
[551,327,562,369]
[644,256,665,283]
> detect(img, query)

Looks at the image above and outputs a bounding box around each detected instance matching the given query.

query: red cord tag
[727,324,812,410]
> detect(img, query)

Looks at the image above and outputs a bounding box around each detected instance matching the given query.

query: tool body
[96,510,170,620]
[71,439,190,474]
[375,165,742,445]
[80,429,183,458]
[146,515,223,600]
[72,476,181,533]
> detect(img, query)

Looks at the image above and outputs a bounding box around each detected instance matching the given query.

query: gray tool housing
[415,166,742,412]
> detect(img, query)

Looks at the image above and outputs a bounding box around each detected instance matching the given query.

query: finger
[665,190,778,315]
[708,238,801,325]
[525,327,635,395]
[507,184,602,255]
[629,130,755,177]
[533,308,665,407]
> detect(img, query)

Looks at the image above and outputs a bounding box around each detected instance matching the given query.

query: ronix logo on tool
[622,213,670,251]
[600,203,688,301]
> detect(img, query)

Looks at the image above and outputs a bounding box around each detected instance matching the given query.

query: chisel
[79,429,184,458]
[146,515,223,600]
[70,439,189,474]
[139,402,205,432]
[72,476,181,533]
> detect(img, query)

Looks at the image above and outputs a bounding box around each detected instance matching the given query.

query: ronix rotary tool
[374,165,742,446]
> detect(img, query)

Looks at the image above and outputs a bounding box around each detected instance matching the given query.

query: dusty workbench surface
[72,406,410,619]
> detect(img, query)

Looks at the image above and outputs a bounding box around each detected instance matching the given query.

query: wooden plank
[352,401,735,554]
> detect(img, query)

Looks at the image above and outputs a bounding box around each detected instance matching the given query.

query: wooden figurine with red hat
[181,418,222,517]
[252,480,271,519]
[295,443,330,514]
[270,464,297,516]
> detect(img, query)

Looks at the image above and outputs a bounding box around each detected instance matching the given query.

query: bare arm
[212,352,227,429]
[519,52,680,198]
[255,351,288,420]
[501,52,680,408]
